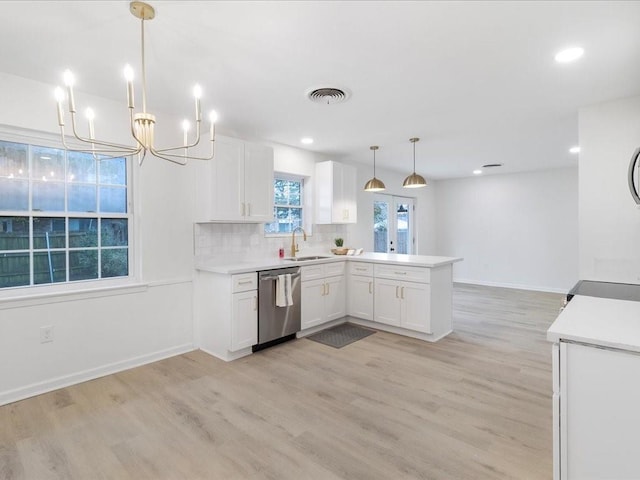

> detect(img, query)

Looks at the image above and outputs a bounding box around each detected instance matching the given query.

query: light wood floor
[0,284,563,479]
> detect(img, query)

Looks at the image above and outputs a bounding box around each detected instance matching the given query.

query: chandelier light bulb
[182,119,191,132]
[85,108,95,121]
[193,85,202,99]
[54,87,65,102]
[63,69,75,87]
[123,64,134,82]
[209,110,218,123]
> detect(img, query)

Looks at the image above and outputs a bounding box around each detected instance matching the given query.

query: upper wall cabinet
[315,161,357,224]
[195,136,274,223]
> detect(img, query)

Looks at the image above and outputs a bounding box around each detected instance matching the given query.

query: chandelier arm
[150,141,215,162]
[67,111,139,153]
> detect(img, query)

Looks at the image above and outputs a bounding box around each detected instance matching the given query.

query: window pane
[67,152,96,183]
[32,146,65,180]
[0,141,28,179]
[101,218,128,247]
[33,180,65,211]
[0,252,30,288]
[99,157,126,186]
[0,216,29,250]
[68,184,97,212]
[69,250,98,281]
[34,251,66,284]
[101,248,128,278]
[99,186,126,213]
[0,178,29,210]
[69,218,97,248]
[33,217,66,249]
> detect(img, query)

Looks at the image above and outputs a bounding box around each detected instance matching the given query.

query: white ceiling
[1,1,639,179]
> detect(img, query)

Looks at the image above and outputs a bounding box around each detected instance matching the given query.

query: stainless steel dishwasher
[254,266,301,351]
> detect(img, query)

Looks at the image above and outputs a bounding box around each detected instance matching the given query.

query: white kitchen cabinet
[347,262,374,321]
[231,289,258,351]
[194,271,257,361]
[373,264,432,333]
[195,135,274,222]
[301,262,346,330]
[315,160,357,224]
[553,340,640,479]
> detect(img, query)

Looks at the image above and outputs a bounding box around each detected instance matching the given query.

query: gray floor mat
[306,323,376,349]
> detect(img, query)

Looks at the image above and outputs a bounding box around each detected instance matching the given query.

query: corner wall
[435,168,579,293]
[579,95,640,283]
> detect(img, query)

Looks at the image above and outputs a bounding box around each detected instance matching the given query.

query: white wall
[0,73,196,405]
[579,95,640,283]
[435,168,579,293]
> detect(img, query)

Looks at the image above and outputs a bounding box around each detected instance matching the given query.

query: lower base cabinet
[301,264,346,330]
[194,271,257,361]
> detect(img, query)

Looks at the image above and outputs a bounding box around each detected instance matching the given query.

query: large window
[0,139,130,289]
[264,175,304,234]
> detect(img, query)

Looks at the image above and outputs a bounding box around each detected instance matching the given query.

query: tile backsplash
[194,223,349,261]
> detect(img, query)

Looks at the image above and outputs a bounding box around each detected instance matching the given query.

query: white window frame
[0,126,139,302]
[264,173,311,237]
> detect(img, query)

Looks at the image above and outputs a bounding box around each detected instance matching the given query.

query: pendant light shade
[364,145,386,192]
[403,137,427,188]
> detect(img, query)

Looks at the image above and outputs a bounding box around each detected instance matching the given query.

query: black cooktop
[567,280,640,302]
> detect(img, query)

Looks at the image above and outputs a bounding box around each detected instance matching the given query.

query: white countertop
[195,252,463,275]
[547,295,640,353]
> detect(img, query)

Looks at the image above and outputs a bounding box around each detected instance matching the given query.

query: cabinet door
[339,163,357,223]
[211,137,244,221]
[301,278,325,329]
[231,290,257,351]
[374,279,401,326]
[244,143,274,221]
[324,275,346,321]
[348,275,374,320]
[399,281,431,333]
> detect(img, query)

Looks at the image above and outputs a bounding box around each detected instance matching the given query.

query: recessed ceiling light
[569,146,580,154]
[301,137,313,145]
[555,47,584,63]
[473,169,482,175]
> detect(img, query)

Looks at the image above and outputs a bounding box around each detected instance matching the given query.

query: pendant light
[403,137,427,188]
[364,145,386,192]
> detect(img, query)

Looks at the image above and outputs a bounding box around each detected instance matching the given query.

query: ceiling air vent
[307,87,350,105]
[482,163,504,168]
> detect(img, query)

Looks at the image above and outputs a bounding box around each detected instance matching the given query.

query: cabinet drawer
[374,264,430,283]
[325,261,345,277]
[301,265,325,281]
[232,273,257,293]
[348,262,373,277]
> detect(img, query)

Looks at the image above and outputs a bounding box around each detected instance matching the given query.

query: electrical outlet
[40,325,54,343]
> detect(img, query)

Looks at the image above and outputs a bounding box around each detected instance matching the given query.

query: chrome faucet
[290,227,307,258]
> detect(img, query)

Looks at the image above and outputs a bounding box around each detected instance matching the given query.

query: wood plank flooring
[0,284,564,479]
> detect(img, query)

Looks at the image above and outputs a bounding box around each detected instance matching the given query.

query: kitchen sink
[285,255,332,262]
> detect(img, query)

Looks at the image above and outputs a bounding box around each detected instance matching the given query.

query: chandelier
[53,1,217,166]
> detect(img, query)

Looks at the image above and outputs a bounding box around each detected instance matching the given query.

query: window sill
[0,281,149,310]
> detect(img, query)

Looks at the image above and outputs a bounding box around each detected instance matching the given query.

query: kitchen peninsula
[195,253,462,361]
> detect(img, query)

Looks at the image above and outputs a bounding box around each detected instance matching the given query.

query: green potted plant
[332,237,348,255]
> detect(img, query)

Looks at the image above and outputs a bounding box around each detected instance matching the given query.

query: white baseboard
[454,278,569,294]
[0,343,196,407]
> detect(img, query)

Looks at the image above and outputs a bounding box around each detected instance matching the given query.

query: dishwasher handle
[260,272,301,282]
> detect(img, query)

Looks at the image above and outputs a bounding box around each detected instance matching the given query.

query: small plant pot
[331,247,349,255]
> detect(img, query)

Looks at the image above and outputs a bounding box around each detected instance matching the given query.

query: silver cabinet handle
[238,280,253,285]
[368,281,372,294]
[395,271,407,275]
[321,283,326,296]
[253,295,257,311]
[326,282,330,296]
[395,286,399,298]
[401,286,405,299]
